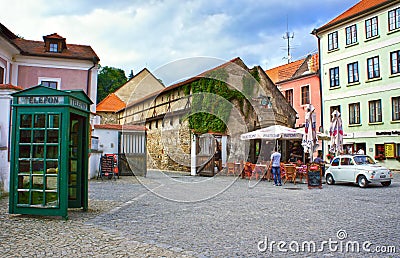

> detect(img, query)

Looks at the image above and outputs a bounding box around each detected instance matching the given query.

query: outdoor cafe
[226,124,327,188]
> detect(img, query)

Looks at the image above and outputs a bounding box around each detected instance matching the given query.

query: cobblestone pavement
[1,170,399,257]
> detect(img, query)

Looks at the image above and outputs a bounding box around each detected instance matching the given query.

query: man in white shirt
[270,149,282,186]
[357,148,365,155]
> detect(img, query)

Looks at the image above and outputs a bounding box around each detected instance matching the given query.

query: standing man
[270,148,282,186]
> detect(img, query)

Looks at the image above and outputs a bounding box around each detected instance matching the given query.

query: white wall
[0,90,15,193]
[93,129,119,154]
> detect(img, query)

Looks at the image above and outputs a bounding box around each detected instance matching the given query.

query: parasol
[301,104,319,162]
[329,110,344,156]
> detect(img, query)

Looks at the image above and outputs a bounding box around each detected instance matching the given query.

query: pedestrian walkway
[1,170,399,257]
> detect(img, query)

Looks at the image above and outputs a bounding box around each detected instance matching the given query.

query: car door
[339,157,357,182]
[328,157,340,181]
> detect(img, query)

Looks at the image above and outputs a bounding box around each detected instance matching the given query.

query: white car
[325,155,393,188]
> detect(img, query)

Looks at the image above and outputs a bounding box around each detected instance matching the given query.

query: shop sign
[384,143,396,158]
[18,96,64,105]
[70,98,88,111]
[376,131,400,136]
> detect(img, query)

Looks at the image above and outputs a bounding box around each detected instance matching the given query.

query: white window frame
[38,77,61,89]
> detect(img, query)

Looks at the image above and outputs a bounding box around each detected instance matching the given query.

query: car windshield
[353,155,376,165]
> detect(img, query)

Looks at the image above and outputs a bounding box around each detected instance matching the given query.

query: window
[369,100,382,123]
[49,43,58,53]
[285,89,293,106]
[328,31,338,51]
[347,62,359,83]
[345,24,357,45]
[375,144,385,158]
[393,96,400,121]
[349,103,360,124]
[301,85,310,105]
[367,56,380,79]
[365,16,378,38]
[331,158,339,167]
[41,81,57,89]
[389,7,400,31]
[330,105,341,116]
[0,67,4,84]
[329,67,340,87]
[390,50,400,75]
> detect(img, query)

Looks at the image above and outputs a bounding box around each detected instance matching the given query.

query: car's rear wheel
[381,181,391,187]
[357,175,368,188]
[326,174,335,185]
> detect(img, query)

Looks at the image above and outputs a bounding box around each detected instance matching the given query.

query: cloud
[0,0,359,83]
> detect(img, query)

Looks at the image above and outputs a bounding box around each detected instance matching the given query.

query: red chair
[243,162,255,179]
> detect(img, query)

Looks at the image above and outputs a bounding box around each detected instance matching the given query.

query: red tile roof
[315,0,393,32]
[94,124,147,131]
[43,33,65,40]
[0,83,23,91]
[265,58,305,83]
[12,37,99,62]
[96,93,126,112]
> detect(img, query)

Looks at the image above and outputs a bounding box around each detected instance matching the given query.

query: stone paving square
[1,170,399,257]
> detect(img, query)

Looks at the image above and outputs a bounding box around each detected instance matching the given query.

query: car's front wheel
[357,175,368,188]
[381,181,391,187]
[326,174,335,185]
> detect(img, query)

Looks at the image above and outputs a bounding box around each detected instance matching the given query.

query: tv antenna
[283,16,294,63]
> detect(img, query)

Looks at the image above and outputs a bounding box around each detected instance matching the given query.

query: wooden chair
[283,164,297,184]
[263,161,272,181]
[226,162,235,176]
[298,165,308,183]
[243,162,254,179]
[250,164,264,180]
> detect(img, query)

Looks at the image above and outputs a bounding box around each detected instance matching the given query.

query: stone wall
[99,112,118,124]
[146,120,191,172]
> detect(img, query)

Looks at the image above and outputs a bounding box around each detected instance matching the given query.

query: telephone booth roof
[12,85,93,112]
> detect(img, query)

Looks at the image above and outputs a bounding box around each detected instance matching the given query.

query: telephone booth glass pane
[20,114,32,128]
[16,113,60,208]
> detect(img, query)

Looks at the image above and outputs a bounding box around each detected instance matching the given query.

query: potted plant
[374,154,386,161]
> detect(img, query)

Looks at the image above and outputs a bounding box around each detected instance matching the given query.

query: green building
[313,0,400,170]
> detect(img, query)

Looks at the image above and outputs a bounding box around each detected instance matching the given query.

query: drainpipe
[86,57,97,96]
[312,29,324,157]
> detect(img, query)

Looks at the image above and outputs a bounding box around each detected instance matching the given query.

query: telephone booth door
[68,113,88,209]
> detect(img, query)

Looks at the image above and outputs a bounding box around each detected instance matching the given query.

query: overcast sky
[1,0,359,84]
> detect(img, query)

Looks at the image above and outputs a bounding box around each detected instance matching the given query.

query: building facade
[0,23,100,192]
[266,54,322,160]
[313,0,400,169]
[116,57,297,172]
[96,68,165,124]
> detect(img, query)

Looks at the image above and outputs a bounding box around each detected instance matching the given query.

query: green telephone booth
[9,85,92,219]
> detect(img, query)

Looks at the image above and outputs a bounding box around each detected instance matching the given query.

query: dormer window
[43,33,67,53]
[49,42,58,52]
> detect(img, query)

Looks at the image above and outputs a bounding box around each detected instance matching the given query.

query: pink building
[266,54,321,130]
[0,23,100,193]
[0,23,100,112]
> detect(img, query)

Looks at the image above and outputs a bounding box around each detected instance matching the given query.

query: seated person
[287,153,297,163]
[296,159,303,167]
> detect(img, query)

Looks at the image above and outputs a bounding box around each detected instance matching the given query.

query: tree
[97,66,127,103]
